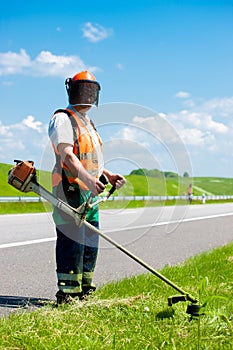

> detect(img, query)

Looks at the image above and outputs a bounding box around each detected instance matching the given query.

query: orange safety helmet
[65,70,101,107]
[72,71,97,82]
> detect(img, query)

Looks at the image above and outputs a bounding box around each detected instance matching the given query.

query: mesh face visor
[66,79,101,107]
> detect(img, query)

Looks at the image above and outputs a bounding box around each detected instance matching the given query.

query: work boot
[56,290,82,305]
[80,287,96,300]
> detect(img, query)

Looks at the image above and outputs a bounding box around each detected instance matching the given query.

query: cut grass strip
[0,242,232,349]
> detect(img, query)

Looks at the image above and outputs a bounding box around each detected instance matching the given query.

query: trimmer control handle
[107,185,116,198]
[99,174,116,198]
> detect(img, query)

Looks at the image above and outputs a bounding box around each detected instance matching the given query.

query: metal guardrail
[108,195,233,201]
[1,195,233,203]
[0,197,46,202]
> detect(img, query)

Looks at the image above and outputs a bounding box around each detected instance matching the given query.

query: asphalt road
[0,203,233,317]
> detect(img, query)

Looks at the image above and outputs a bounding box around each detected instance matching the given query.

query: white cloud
[32,51,88,77]
[175,91,191,99]
[82,22,113,43]
[166,96,232,155]
[179,128,215,146]
[182,99,196,108]
[104,114,191,176]
[0,49,31,75]
[132,115,183,145]
[180,112,228,134]
[22,115,42,132]
[2,80,14,86]
[0,121,12,137]
[202,114,228,134]
[1,94,233,177]
[112,95,233,176]
[0,116,48,165]
[103,135,164,175]
[0,49,100,78]
[114,124,151,149]
[201,96,233,117]
[116,63,124,70]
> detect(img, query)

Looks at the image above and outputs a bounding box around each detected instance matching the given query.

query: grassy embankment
[1,163,233,214]
[0,242,232,349]
[0,170,232,348]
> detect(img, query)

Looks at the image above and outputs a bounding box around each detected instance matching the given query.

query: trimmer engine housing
[8,160,36,192]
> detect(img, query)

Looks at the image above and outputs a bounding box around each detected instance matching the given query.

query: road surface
[0,203,233,317]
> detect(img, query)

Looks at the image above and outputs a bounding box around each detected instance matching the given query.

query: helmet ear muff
[65,78,72,95]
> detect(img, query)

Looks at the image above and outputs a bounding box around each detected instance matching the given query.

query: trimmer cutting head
[168,294,202,318]
[186,303,203,318]
[168,294,189,306]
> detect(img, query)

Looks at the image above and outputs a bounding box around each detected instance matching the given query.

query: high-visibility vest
[51,108,102,191]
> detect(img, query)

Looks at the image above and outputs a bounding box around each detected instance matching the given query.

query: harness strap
[54,109,80,161]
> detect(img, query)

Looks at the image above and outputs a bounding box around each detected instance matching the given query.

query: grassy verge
[0,202,52,214]
[0,242,232,349]
[1,198,233,215]
[99,198,233,210]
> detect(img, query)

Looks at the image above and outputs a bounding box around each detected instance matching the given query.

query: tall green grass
[0,202,52,214]
[0,242,232,349]
[2,162,233,198]
[1,162,233,215]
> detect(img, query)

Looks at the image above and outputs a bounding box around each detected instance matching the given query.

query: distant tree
[130,168,164,178]
[130,168,147,176]
[147,169,163,178]
[164,171,178,178]
[183,172,189,177]
[130,168,179,178]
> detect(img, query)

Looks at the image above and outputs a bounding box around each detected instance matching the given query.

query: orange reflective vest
[51,108,102,191]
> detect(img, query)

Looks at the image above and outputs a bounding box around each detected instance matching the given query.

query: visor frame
[66,78,101,107]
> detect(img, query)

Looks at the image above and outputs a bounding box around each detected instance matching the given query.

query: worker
[48,70,126,304]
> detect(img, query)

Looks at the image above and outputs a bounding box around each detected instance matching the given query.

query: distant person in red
[187,184,193,204]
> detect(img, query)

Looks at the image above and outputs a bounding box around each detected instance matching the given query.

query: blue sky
[0,0,233,178]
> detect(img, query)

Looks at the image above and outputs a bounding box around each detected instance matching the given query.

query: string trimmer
[8,160,201,317]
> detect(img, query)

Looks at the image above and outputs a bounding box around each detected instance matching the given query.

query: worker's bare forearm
[57,143,105,196]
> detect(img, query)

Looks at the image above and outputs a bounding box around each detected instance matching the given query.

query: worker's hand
[88,177,106,197]
[106,173,126,190]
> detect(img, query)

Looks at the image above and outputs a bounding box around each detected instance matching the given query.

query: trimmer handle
[99,174,108,185]
[106,185,116,198]
[99,174,116,198]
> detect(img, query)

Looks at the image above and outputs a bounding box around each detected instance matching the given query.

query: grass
[194,177,233,196]
[2,162,233,198]
[1,197,233,215]
[1,198,233,215]
[1,162,233,215]
[0,242,232,349]
[0,202,52,214]
[1,164,232,348]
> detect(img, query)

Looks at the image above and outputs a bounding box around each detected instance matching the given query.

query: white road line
[104,211,233,232]
[0,237,55,249]
[1,211,233,249]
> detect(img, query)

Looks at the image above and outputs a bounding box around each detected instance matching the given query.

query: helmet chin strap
[70,103,96,107]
